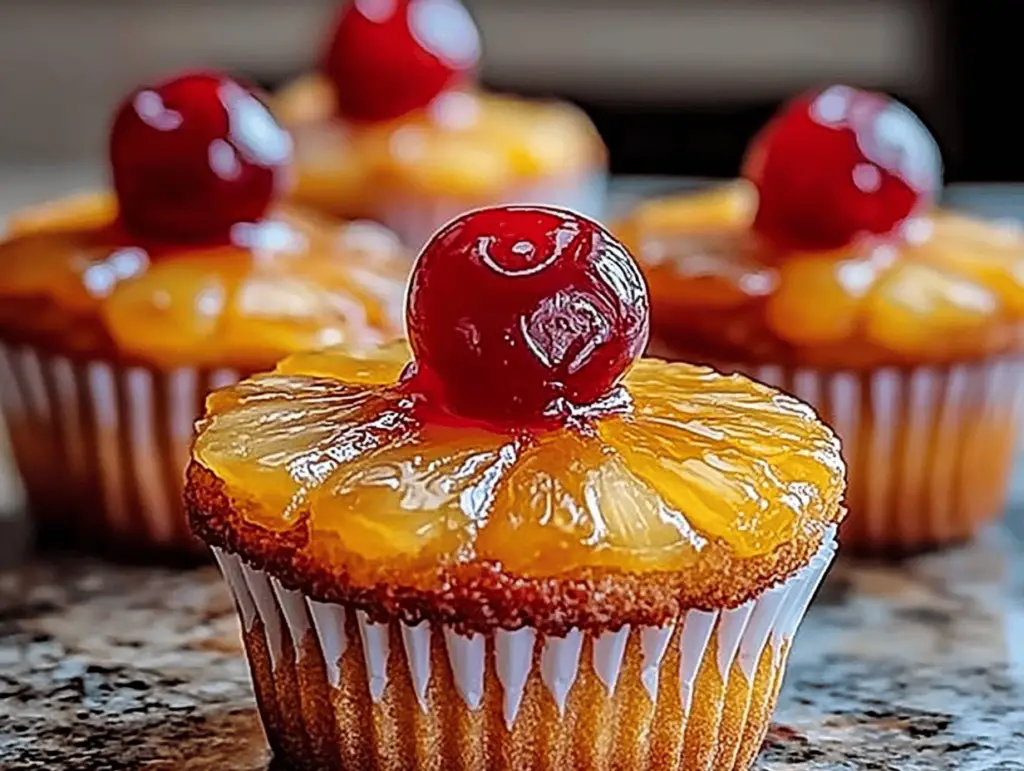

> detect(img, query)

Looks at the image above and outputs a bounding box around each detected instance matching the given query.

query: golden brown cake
[0,70,408,556]
[188,205,845,770]
[273,0,607,247]
[617,85,1024,553]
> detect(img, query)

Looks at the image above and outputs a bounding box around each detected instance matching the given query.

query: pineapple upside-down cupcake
[273,0,607,248]
[0,70,408,557]
[616,85,1024,554]
[187,206,845,770]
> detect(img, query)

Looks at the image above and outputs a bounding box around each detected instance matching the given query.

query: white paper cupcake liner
[212,530,835,770]
[714,359,1024,551]
[0,413,25,517]
[0,342,239,554]
[377,169,609,250]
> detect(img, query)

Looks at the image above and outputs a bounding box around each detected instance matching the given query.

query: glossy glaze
[322,0,480,123]
[0,70,409,369]
[192,344,843,582]
[277,77,605,211]
[0,194,407,368]
[618,182,1024,368]
[110,72,292,244]
[190,211,843,579]
[406,207,649,424]
[744,86,941,251]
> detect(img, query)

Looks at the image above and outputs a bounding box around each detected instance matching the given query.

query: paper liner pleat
[0,342,239,554]
[377,170,608,250]
[212,532,835,771]
[712,360,1024,552]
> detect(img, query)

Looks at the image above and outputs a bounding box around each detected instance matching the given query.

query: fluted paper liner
[377,170,608,250]
[711,359,1024,552]
[0,342,239,554]
[213,531,836,771]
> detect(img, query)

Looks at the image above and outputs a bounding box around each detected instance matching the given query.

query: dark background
[0,0,1018,184]
[471,1,1019,183]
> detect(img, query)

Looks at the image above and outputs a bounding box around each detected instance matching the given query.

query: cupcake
[187,206,845,770]
[273,0,607,248]
[0,70,408,556]
[617,85,1024,554]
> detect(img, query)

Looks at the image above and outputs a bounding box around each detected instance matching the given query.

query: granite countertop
[4,175,1024,769]
[4,526,1024,770]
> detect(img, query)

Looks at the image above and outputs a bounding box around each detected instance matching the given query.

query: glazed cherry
[743,85,942,251]
[110,71,293,244]
[406,206,650,425]
[322,0,480,123]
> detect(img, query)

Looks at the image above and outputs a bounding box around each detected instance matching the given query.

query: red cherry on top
[743,85,942,252]
[322,0,481,123]
[406,206,650,426]
[110,71,293,244]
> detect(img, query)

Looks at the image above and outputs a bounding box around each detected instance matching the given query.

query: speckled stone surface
[3,526,1024,770]
[4,176,1024,769]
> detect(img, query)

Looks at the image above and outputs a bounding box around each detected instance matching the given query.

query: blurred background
[6,0,1023,553]
[0,0,1017,182]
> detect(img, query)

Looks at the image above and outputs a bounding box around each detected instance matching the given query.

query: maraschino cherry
[406,206,650,425]
[743,85,942,251]
[322,0,481,123]
[110,71,293,244]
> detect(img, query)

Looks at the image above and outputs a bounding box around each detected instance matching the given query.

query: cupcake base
[212,534,835,771]
[703,357,1024,553]
[376,169,608,250]
[0,342,239,557]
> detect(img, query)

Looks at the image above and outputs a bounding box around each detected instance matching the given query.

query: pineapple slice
[602,360,843,557]
[193,355,843,575]
[0,230,109,315]
[275,340,410,383]
[102,249,240,366]
[906,213,1024,314]
[476,426,707,574]
[194,374,413,526]
[765,253,881,345]
[309,421,517,566]
[6,191,116,237]
[864,261,998,356]
[100,215,405,367]
[618,186,771,312]
[622,186,1024,364]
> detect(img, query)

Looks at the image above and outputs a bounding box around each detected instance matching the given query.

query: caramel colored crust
[188,462,839,635]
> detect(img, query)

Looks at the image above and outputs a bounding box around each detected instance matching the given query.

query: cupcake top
[187,206,845,634]
[0,71,407,370]
[617,86,1024,369]
[274,0,605,213]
